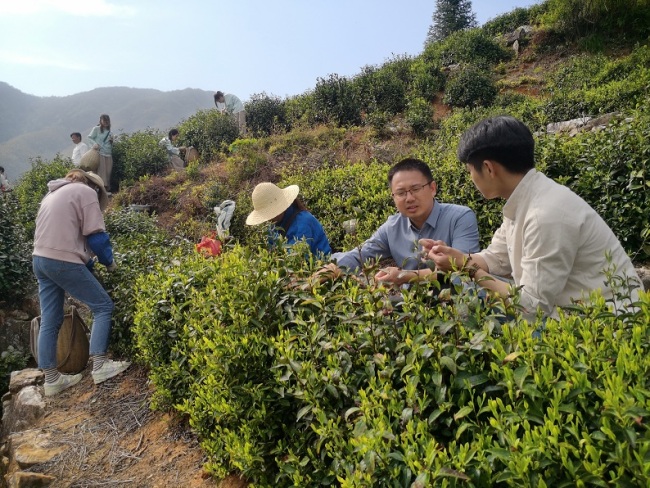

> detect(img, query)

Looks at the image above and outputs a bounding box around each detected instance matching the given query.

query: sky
[0,0,542,101]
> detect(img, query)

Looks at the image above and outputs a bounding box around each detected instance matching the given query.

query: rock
[513,40,520,56]
[8,431,65,469]
[546,117,592,134]
[5,471,56,487]
[1,386,45,438]
[506,25,534,45]
[9,370,43,394]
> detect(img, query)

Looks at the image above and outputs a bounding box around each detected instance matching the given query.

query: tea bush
[409,58,445,102]
[101,208,193,356]
[112,128,168,187]
[424,29,512,69]
[11,156,74,237]
[482,6,541,37]
[132,239,650,485]
[177,109,239,161]
[405,96,435,137]
[312,74,362,127]
[245,92,288,137]
[0,194,33,301]
[284,92,317,130]
[443,66,498,109]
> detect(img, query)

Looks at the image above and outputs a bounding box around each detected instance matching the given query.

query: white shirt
[477,169,641,318]
[72,142,90,166]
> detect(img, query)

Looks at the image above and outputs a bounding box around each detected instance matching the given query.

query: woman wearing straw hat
[33,169,130,396]
[246,182,331,257]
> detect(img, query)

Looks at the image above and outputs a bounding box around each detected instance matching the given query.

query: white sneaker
[44,373,83,397]
[91,360,131,384]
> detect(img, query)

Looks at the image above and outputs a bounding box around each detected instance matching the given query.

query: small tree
[425,0,477,45]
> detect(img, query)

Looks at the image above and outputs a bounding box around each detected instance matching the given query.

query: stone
[8,431,65,469]
[1,387,45,438]
[513,40,520,55]
[636,267,650,291]
[5,471,56,487]
[546,117,592,134]
[9,370,43,394]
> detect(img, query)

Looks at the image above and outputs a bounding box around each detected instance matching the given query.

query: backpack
[30,306,91,374]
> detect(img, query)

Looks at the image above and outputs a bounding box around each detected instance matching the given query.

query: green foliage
[540,0,650,40]
[100,208,193,356]
[283,92,317,130]
[353,63,408,118]
[425,0,477,45]
[0,346,28,400]
[482,6,537,37]
[543,45,650,120]
[406,97,435,137]
[0,194,33,301]
[425,28,512,69]
[409,58,445,102]
[12,156,74,237]
[312,74,362,127]
[443,66,498,108]
[245,92,289,137]
[177,109,239,161]
[132,241,650,485]
[112,128,168,187]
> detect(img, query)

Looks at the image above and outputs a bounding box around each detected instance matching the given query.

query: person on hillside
[33,169,131,397]
[246,182,331,257]
[421,115,642,319]
[214,91,246,134]
[321,158,480,286]
[159,129,186,170]
[87,114,114,193]
[70,132,89,166]
[0,166,11,193]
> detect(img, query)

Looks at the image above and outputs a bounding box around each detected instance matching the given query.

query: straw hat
[246,182,299,226]
[84,171,109,211]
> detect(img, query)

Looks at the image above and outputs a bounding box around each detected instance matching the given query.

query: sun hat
[245,182,300,226]
[84,171,109,211]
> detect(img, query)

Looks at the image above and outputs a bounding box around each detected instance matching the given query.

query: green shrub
[245,92,288,137]
[132,239,650,485]
[12,156,74,237]
[482,6,537,37]
[409,58,445,102]
[424,28,512,69]
[100,208,193,356]
[443,66,498,108]
[353,63,409,117]
[0,346,28,401]
[405,96,435,137]
[312,74,362,127]
[284,92,317,130]
[112,128,168,188]
[177,109,239,161]
[0,194,33,301]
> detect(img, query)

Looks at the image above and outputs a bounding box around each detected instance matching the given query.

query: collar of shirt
[407,198,439,233]
[502,169,538,221]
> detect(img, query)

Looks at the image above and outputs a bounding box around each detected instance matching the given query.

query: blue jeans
[33,256,114,369]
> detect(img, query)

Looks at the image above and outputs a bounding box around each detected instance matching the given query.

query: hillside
[3,1,650,485]
[0,83,215,178]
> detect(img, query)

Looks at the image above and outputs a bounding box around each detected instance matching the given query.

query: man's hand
[375,266,416,285]
[106,261,118,272]
[312,263,342,283]
[419,239,467,272]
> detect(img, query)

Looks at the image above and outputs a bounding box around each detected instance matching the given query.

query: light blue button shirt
[332,200,480,271]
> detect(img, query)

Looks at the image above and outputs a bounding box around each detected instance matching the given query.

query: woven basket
[79,148,100,172]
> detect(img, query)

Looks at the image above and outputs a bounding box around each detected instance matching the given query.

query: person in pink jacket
[32,169,130,396]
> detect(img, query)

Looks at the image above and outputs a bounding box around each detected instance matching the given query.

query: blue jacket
[269,204,331,257]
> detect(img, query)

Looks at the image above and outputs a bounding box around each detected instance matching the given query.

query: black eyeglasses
[391,181,432,200]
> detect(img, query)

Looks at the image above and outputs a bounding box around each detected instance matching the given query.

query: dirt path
[19,365,245,488]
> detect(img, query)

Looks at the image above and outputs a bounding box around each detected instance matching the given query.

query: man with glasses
[325,158,480,285]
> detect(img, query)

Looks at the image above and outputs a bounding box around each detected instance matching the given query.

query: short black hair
[0,166,4,173]
[457,115,535,174]
[214,91,224,102]
[70,132,82,139]
[387,158,434,185]
[169,128,179,138]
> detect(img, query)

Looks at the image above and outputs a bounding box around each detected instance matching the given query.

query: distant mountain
[0,82,216,179]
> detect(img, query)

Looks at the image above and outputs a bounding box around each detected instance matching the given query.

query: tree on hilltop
[425,0,477,46]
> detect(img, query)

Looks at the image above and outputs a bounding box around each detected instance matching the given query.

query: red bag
[195,233,222,257]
